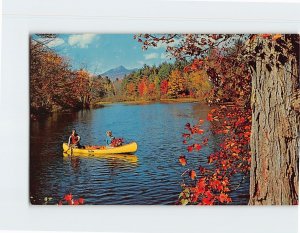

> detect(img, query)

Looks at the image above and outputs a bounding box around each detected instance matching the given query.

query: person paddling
[68,129,82,148]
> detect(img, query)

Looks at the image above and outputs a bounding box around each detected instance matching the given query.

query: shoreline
[31,99,241,119]
[31,98,206,119]
[94,98,203,106]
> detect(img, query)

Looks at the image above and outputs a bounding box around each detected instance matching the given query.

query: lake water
[30,102,249,205]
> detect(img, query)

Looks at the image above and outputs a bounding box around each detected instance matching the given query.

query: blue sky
[35,34,174,74]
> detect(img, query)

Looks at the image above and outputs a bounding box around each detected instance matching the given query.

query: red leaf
[187,145,194,152]
[194,144,202,151]
[179,156,187,166]
[202,197,214,205]
[189,170,196,180]
[183,66,190,73]
[196,178,206,194]
[207,113,213,121]
[219,193,232,203]
[182,133,190,138]
[78,198,85,205]
[210,180,223,191]
[73,200,79,205]
[261,34,271,39]
[64,194,73,202]
[196,129,204,134]
[205,190,214,199]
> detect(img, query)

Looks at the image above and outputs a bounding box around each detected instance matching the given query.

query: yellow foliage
[187,70,212,99]
[167,70,187,98]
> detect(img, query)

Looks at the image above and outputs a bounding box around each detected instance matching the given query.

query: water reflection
[70,157,81,173]
[63,153,138,168]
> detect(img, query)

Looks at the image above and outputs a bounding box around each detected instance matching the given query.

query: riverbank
[31,98,204,119]
[95,98,202,106]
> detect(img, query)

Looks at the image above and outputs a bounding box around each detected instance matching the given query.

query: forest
[30,36,116,117]
[116,61,213,101]
[30,35,213,118]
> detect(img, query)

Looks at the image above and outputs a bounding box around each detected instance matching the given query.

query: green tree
[158,62,172,79]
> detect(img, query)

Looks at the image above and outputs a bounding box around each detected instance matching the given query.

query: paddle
[64,144,74,155]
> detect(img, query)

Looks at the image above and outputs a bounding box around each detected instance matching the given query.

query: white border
[1,0,299,232]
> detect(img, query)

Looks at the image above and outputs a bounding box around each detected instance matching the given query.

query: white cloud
[36,37,65,47]
[68,34,97,48]
[48,38,65,47]
[144,53,159,60]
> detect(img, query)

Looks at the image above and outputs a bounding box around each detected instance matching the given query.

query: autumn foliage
[30,35,115,117]
[178,105,251,205]
[30,40,78,115]
[118,61,212,101]
[58,193,85,205]
[178,43,252,204]
[134,33,256,204]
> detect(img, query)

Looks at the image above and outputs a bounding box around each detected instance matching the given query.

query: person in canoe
[68,129,84,149]
[106,130,124,148]
[106,130,115,147]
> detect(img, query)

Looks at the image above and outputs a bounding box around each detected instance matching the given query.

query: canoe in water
[62,142,138,155]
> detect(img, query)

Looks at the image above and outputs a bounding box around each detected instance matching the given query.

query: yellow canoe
[62,142,138,155]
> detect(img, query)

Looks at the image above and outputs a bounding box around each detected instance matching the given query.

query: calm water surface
[30,102,249,205]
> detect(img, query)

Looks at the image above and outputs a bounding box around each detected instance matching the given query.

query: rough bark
[247,35,299,205]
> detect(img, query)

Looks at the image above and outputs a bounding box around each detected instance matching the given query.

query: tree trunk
[248,35,299,205]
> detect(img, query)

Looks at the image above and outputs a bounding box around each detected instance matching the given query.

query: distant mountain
[101,65,137,81]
